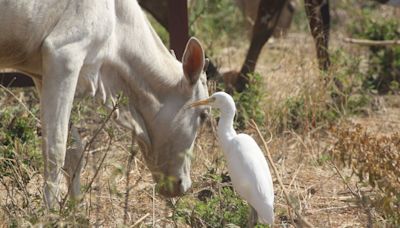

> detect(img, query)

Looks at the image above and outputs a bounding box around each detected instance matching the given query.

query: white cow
[0,0,209,208]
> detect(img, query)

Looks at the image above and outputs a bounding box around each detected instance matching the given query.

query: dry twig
[343,37,400,46]
[124,133,139,225]
[0,84,40,123]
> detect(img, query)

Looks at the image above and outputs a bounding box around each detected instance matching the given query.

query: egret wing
[224,134,274,223]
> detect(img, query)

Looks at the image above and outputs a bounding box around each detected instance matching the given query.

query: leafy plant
[330,124,400,225]
[271,92,340,133]
[189,0,246,55]
[232,72,265,129]
[349,13,400,94]
[172,170,269,227]
[0,105,44,226]
[329,50,371,114]
[0,108,41,178]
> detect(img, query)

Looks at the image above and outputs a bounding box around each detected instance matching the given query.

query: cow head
[131,37,209,197]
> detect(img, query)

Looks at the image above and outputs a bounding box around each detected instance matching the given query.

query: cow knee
[42,38,86,75]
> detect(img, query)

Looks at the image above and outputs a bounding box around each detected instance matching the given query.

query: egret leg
[247,205,258,228]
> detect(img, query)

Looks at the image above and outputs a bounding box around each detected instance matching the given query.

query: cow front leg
[38,75,84,201]
[235,0,287,92]
[304,0,330,71]
[40,42,84,209]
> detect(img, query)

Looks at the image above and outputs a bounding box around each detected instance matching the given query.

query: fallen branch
[250,119,315,228]
[343,37,400,46]
[131,213,150,227]
[307,205,358,213]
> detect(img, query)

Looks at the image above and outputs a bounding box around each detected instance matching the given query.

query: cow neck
[114,1,182,98]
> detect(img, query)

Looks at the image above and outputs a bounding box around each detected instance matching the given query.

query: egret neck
[189,91,275,225]
[216,104,237,149]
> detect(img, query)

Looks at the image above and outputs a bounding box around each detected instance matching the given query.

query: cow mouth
[155,178,184,197]
[157,184,183,197]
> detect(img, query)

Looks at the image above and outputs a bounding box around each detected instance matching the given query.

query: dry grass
[1,2,400,227]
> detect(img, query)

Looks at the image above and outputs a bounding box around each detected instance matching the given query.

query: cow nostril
[178,178,182,185]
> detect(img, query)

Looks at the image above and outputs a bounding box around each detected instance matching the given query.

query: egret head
[189,91,236,113]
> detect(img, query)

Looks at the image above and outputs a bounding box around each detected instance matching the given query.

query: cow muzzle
[155,175,191,197]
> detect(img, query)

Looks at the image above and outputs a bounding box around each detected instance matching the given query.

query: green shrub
[189,0,246,55]
[330,50,372,114]
[0,108,41,178]
[273,95,339,132]
[0,106,43,226]
[349,14,400,94]
[173,171,270,227]
[232,72,266,129]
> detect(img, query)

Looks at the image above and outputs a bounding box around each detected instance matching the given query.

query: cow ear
[182,37,205,85]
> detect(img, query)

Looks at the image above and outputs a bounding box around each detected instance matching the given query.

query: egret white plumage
[189,91,274,225]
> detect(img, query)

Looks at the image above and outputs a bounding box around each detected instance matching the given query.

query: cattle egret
[189,92,274,225]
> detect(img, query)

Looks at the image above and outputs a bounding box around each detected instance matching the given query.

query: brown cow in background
[233,0,399,92]
[233,0,328,92]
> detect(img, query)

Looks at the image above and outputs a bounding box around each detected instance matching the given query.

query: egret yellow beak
[188,97,215,108]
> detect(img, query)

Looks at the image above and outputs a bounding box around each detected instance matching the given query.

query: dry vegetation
[1,0,400,227]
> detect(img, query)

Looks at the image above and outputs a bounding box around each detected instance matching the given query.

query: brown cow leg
[235,0,288,93]
[168,0,189,60]
[304,0,330,71]
[305,0,344,103]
